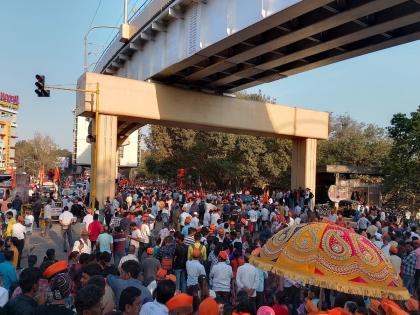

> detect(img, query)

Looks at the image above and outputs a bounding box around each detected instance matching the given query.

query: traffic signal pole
[44,83,100,215]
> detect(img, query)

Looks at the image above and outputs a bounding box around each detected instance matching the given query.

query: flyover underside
[102,0,420,93]
[154,0,420,93]
[157,0,420,92]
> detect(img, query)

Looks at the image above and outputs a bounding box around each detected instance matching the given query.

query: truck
[41,181,59,201]
[0,173,30,203]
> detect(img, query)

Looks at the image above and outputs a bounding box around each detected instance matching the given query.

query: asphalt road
[21,222,83,267]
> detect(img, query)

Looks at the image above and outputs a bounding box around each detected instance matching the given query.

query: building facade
[0,92,19,171]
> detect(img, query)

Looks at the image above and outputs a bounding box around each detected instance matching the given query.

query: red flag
[39,165,45,186]
[262,189,269,204]
[53,166,60,183]
[11,169,15,190]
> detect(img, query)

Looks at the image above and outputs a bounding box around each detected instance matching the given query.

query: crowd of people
[0,184,417,315]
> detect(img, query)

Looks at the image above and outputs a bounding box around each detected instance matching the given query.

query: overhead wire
[92,0,151,70]
[88,0,104,30]
[102,0,138,46]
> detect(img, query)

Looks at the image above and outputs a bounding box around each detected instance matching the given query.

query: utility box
[120,23,130,42]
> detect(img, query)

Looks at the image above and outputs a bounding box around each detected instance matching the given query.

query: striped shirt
[403,251,417,277]
[184,236,195,247]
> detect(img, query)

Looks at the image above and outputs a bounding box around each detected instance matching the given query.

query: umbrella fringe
[250,256,410,301]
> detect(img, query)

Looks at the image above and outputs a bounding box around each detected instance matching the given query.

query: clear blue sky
[1,1,419,149]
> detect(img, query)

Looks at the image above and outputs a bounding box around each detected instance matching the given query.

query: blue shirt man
[0,251,17,290]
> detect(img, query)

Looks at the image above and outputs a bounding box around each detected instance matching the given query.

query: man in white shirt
[83,209,93,230]
[118,245,139,271]
[42,199,53,237]
[210,209,220,225]
[112,198,120,212]
[373,233,383,249]
[205,201,217,213]
[138,220,151,254]
[73,229,92,254]
[24,209,34,253]
[128,222,142,256]
[389,245,401,276]
[261,207,270,223]
[209,251,232,304]
[183,199,193,213]
[12,216,26,269]
[191,212,199,228]
[203,210,211,227]
[126,194,133,209]
[59,206,75,253]
[236,255,259,314]
[180,208,192,228]
[248,207,258,223]
[381,234,392,258]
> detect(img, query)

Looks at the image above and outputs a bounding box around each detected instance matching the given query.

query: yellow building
[0,92,18,171]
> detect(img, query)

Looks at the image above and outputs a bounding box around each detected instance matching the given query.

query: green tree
[15,133,64,176]
[383,107,420,209]
[317,114,391,167]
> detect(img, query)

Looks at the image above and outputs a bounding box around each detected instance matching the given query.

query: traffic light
[35,74,50,97]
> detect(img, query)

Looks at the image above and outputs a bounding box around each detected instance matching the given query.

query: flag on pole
[10,169,15,190]
[53,166,60,183]
[39,165,45,186]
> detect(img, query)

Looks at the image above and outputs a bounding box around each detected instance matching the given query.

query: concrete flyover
[77,73,328,205]
[82,0,420,204]
[95,0,420,92]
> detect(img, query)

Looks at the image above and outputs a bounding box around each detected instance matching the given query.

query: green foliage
[142,92,411,199]
[317,114,391,167]
[144,127,291,189]
[15,133,65,176]
[383,107,420,209]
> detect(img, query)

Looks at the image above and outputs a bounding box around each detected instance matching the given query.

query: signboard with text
[328,185,350,203]
[0,92,19,110]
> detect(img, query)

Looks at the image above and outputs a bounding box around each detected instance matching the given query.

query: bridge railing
[93,0,175,73]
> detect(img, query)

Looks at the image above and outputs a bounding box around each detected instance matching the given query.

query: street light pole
[124,0,128,24]
[91,82,100,214]
[84,26,119,72]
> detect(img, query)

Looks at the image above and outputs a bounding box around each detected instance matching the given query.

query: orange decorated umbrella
[250,222,409,300]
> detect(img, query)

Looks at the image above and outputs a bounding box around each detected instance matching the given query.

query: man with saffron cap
[166,293,193,314]
[187,233,207,261]
[141,247,161,282]
[199,295,219,315]
[210,251,232,304]
[186,248,206,288]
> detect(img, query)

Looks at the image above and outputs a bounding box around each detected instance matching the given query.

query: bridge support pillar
[92,114,118,207]
[291,138,317,203]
